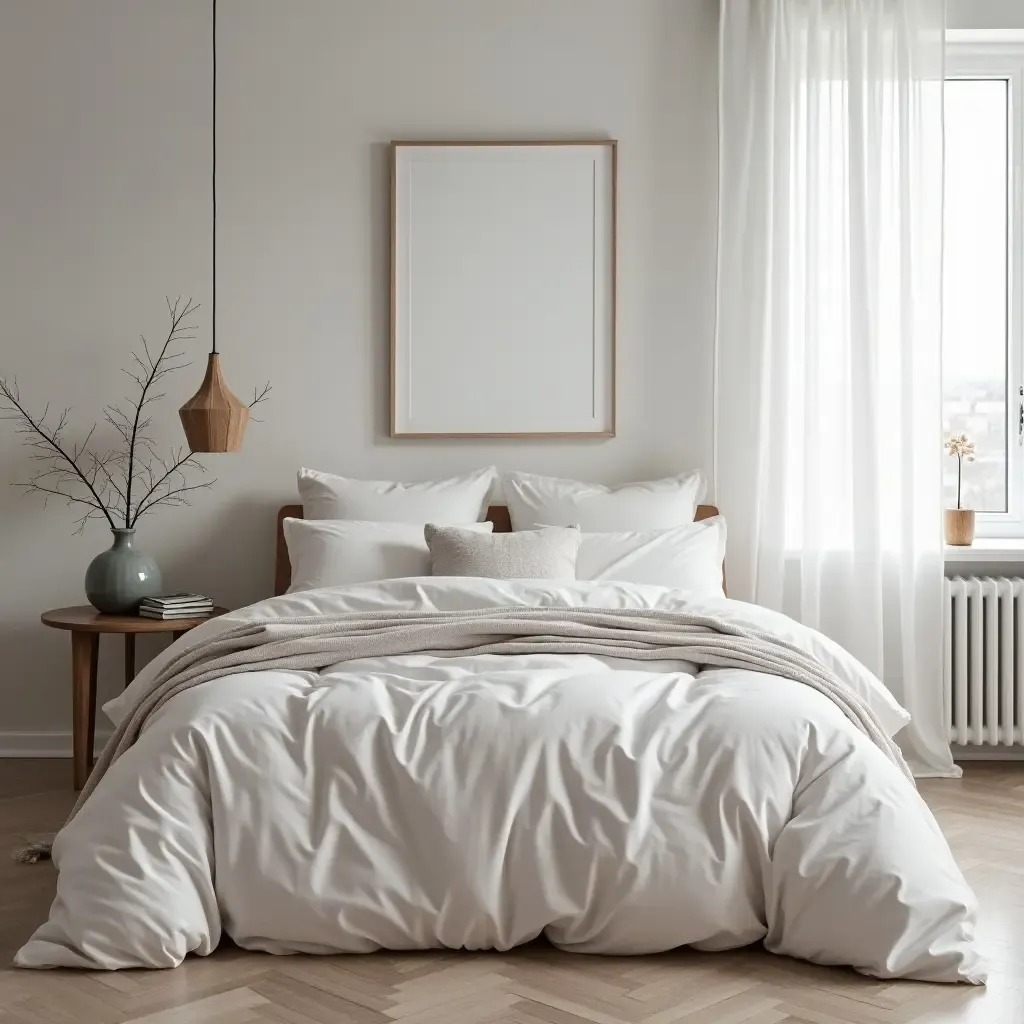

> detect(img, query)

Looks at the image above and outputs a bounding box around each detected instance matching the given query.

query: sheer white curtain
[715,0,955,776]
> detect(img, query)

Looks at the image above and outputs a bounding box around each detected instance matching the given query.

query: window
[943,46,1022,535]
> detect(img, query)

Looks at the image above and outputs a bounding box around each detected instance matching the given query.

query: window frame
[945,42,1024,536]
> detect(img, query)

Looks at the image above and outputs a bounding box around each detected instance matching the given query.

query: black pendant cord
[211,0,218,356]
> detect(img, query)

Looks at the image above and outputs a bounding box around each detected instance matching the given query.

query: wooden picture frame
[390,140,617,439]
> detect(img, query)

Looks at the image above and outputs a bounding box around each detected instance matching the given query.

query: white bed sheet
[16,578,981,982]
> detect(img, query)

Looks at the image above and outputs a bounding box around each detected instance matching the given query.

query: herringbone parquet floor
[1,759,1022,1024]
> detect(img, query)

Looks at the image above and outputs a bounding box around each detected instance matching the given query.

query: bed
[15,497,984,982]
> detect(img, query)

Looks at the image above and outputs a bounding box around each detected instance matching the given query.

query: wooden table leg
[124,633,136,688]
[71,631,99,791]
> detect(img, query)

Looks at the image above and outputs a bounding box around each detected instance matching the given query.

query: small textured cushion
[425,524,580,580]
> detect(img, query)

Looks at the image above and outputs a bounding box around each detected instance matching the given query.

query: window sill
[945,539,1024,562]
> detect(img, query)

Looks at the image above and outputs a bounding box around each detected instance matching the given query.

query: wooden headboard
[276,503,722,596]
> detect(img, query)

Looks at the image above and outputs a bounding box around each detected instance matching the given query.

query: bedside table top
[41,605,231,633]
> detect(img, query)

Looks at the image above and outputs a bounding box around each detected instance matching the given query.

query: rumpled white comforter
[16,578,984,982]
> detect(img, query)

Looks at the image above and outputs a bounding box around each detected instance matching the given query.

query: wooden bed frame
[275,503,723,597]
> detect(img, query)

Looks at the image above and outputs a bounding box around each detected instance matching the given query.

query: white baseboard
[952,745,1024,761]
[0,731,112,758]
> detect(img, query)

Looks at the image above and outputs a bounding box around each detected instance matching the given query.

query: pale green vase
[85,529,162,614]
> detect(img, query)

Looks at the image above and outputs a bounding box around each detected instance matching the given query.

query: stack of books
[138,594,214,620]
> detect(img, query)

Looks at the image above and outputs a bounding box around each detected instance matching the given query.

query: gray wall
[948,0,1024,30]
[0,0,719,748]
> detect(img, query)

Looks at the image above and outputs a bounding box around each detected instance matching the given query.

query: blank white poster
[391,142,616,437]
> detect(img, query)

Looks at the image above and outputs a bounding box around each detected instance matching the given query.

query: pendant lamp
[180,0,250,453]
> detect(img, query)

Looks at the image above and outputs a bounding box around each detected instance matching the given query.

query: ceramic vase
[84,528,162,614]
[944,508,975,547]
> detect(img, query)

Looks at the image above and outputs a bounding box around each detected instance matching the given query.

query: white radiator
[944,576,1024,746]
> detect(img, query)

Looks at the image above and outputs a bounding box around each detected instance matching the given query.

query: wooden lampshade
[179,353,250,453]
[182,1,262,455]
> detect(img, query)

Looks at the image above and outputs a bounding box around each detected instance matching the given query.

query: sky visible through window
[942,78,1009,513]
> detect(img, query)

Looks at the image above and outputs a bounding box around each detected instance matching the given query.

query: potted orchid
[944,433,976,546]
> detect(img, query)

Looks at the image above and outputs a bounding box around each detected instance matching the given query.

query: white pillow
[298,467,496,523]
[575,518,726,597]
[503,470,705,531]
[284,518,494,592]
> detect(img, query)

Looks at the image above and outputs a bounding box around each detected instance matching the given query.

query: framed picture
[390,140,617,438]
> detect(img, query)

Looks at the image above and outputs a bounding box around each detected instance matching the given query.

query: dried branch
[118,296,199,520]
[87,449,129,522]
[128,447,213,526]
[18,483,110,536]
[248,381,272,423]
[0,378,117,531]
[132,479,215,524]
[2,296,269,536]
[249,382,272,407]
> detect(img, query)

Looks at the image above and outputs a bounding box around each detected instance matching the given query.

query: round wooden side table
[41,605,229,790]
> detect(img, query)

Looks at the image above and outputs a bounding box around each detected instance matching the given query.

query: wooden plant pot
[944,508,976,547]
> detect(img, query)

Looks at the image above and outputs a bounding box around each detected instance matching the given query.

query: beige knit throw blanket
[15,605,912,863]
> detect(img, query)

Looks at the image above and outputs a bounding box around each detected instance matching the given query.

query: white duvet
[16,578,984,982]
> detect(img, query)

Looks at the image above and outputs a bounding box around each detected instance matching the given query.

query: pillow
[503,470,705,531]
[284,518,494,592]
[424,524,580,580]
[575,518,726,597]
[298,466,496,522]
